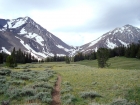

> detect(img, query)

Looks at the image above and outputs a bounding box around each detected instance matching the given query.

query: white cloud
[30,3,94,31]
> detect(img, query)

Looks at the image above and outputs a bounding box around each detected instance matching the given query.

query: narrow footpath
[51,75,62,105]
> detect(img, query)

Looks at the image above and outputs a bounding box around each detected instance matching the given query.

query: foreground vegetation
[0,64,57,104]
[0,57,140,104]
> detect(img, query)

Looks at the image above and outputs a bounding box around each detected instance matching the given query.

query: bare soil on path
[51,75,62,105]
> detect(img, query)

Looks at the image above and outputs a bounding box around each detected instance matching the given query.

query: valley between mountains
[0,16,140,105]
[1,17,140,59]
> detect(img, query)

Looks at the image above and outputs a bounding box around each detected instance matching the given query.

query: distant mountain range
[0,17,140,59]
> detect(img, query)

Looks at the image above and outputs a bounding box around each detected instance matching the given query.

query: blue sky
[0,0,140,46]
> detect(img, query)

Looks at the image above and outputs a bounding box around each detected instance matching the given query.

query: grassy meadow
[53,63,140,104]
[0,57,140,104]
[73,57,140,70]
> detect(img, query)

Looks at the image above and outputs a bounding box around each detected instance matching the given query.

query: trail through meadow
[51,75,62,105]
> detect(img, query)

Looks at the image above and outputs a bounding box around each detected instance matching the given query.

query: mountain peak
[0,16,73,58]
[124,24,132,27]
[80,24,140,53]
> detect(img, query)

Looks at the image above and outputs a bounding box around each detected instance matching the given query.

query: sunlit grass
[52,63,140,104]
[73,57,140,70]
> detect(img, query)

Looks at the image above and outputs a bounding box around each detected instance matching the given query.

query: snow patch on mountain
[25,33,44,46]
[56,45,72,52]
[118,39,128,47]
[95,47,98,52]
[4,18,27,29]
[57,54,65,56]
[56,45,64,49]
[0,28,6,31]
[1,47,11,55]
[106,39,117,49]
[15,36,47,58]
[20,28,27,34]
[12,20,26,28]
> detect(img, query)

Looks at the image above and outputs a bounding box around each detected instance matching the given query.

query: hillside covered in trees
[73,42,140,62]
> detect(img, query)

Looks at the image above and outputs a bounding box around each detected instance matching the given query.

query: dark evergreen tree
[0,53,3,64]
[11,47,17,67]
[89,51,96,60]
[97,48,110,68]
[125,45,131,57]
[65,56,70,64]
[130,43,137,58]
[74,52,84,62]
[1,52,8,62]
[6,55,16,67]
[136,48,140,59]
[28,53,32,63]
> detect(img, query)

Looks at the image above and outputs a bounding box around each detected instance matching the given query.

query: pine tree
[89,51,96,60]
[97,48,110,68]
[10,47,17,67]
[6,55,15,67]
[65,56,70,64]
[0,53,3,64]
[29,53,31,63]
[136,48,140,59]
[130,43,137,58]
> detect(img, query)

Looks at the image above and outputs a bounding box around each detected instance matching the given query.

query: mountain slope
[80,24,140,53]
[0,17,74,59]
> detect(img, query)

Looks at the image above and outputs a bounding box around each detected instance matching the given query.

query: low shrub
[35,92,52,103]
[111,99,136,105]
[80,91,102,99]
[22,69,31,72]
[0,69,57,104]
[1,100,10,105]
[6,88,35,100]
[61,81,73,94]
[10,71,36,80]
[0,78,6,84]
[8,80,26,86]
[0,75,5,79]
[0,83,9,95]
[0,69,11,76]
[6,88,22,99]
[61,94,77,105]
[20,88,35,97]
[32,82,53,89]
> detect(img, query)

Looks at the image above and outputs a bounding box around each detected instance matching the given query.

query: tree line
[45,55,65,62]
[73,43,140,68]
[44,55,70,64]
[0,47,38,67]
[0,52,8,64]
[74,43,140,62]
[1,42,140,67]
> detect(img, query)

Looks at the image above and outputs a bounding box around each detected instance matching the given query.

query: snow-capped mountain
[1,17,140,57]
[79,24,140,53]
[0,17,74,59]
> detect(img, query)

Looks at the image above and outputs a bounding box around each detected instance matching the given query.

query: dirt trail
[51,75,62,105]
